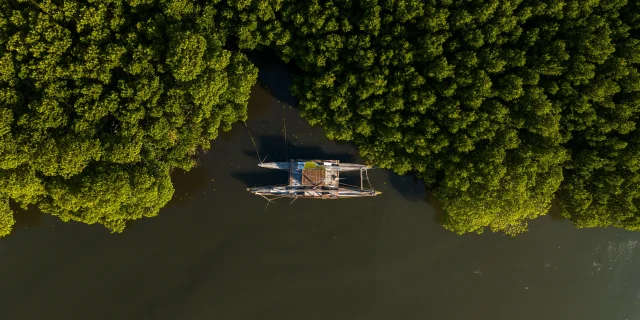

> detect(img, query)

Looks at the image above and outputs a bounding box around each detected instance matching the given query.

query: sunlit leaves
[0,196,14,237]
[0,0,257,236]
[167,31,207,82]
[238,0,640,235]
[40,164,174,233]
[0,0,638,237]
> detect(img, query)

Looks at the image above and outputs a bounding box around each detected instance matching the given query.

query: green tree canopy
[1,0,639,237]
[226,0,640,235]
[557,0,640,230]
[0,0,257,235]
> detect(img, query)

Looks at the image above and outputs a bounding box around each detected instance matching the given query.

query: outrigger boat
[247,159,381,199]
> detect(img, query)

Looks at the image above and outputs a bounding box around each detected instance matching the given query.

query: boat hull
[249,159,380,199]
[247,186,380,199]
[259,160,371,172]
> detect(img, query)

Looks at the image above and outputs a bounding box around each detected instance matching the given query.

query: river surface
[2,62,640,320]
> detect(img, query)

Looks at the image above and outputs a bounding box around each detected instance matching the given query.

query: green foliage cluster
[226,0,640,234]
[0,0,257,235]
[558,0,640,231]
[0,195,13,237]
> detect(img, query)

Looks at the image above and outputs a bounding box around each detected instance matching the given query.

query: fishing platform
[247,160,381,199]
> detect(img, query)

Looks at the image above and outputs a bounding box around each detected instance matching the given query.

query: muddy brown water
[2,67,640,320]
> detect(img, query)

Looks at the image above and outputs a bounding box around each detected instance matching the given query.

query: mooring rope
[283,105,288,160]
[243,120,262,164]
[365,168,374,190]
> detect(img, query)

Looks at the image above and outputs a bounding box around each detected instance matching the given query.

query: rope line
[243,121,262,164]
[339,182,374,190]
[283,105,288,160]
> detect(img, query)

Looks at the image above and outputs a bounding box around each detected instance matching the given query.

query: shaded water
[2,66,640,320]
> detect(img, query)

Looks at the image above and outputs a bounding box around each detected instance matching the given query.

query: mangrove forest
[0,0,639,237]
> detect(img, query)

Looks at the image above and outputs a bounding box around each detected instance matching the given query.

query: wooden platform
[288,160,340,188]
[302,168,326,186]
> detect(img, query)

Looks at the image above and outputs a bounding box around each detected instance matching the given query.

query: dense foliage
[557,0,640,231]
[1,0,638,236]
[0,0,256,236]
[224,0,640,234]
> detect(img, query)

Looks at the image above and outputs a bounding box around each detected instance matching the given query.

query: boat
[247,159,381,199]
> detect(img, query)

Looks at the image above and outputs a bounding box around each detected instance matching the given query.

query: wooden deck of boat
[302,168,326,186]
[288,159,340,188]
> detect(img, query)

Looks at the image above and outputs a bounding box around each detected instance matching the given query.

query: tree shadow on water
[232,170,290,188]
[10,202,44,229]
[385,170,447,225]
[246,50,300,108]
[380,170,447,225]
[244,135,356,163]
[233,135,357,187]
[387,171,426,202]
[548,199,566,222]
[424,190,446,225]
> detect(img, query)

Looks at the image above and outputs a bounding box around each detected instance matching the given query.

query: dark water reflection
[247,50,299,108]
[10,204,44,229]
[168,165,210,207]
[424,190,447,224]
[388,171,425,203]
[2,85,640,320]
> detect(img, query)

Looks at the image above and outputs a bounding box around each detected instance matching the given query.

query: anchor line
[243,121,263,164]
[283,105,288,160]
[365,168,373,191]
